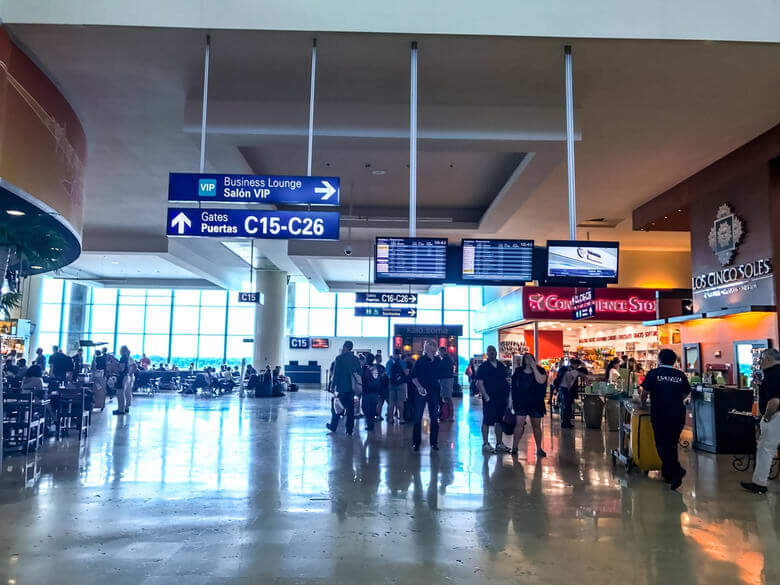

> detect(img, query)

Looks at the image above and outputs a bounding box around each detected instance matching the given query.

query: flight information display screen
[461,239,534,283]
[375,237,448,283]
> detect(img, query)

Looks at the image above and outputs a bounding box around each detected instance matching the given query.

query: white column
[19,275,45,360]
[253,270,288,370]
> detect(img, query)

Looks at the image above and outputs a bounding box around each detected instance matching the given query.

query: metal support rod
[533,321,539,362]
[199,35,211,174]
[249,240,254,290]
[564,45,577,240]
[409,41,418,237]
[367,243,372,293]
[307,38,317,177]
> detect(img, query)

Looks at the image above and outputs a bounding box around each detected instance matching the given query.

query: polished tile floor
[0,391,777,585]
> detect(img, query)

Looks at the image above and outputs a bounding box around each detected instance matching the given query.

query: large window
[286,280,485,378]
[38,281,254,368]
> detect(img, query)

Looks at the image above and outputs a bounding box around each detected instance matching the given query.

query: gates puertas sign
[168,173,340,206]
[166,208,340,240]
[355,292,418,305]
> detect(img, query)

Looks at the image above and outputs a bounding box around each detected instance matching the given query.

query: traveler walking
[553,358,588,429]
[511,353,548,457]
[476,345,511,454]
[361,353,383,431]
[741,348,780,494]
[437,346,455,422]
[410,340,441,451]
[386,349,408,424]
[326,340,362,436]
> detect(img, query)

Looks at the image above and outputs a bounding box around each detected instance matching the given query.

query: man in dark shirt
[51,347,74,382]
[410,340,441,451]
[327,340,362,436]
[641,348,691,490]
[476,345,511,454]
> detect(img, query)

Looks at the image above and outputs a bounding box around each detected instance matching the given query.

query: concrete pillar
[18,275,44,361]
[64,282,88,355]
[253,270,288,370]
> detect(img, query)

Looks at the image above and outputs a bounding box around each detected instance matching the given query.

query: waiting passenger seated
[21,365,44,397]
[272,366,287,396]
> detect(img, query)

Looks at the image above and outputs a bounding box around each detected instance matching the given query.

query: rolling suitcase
[630,411,662,472]
[92,373,107,410]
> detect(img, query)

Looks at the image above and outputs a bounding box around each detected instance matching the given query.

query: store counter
[692,385,754,454]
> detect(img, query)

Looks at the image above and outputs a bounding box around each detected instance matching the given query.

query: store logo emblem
[708,203,744,266]
[198,178,217,197]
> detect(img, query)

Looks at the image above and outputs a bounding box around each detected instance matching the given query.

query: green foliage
[0,291,22,319]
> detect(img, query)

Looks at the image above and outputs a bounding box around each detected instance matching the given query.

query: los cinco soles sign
[522,287,657,321]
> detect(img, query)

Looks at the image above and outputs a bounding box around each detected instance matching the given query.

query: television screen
[375,237,448,283]
[546,240,619,282]
[461,239,534,283]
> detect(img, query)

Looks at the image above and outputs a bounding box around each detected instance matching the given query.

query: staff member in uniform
[410,340,441,452]
[741,348,780,494]
[640,348,691,490]
[476,345,511,454]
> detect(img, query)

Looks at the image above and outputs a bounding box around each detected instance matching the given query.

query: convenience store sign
[523,286,657,321]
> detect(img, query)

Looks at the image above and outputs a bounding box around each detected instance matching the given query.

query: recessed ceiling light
[6,210,24,216]
[111,261,119,265]
[371,170,386,175]
[30,265,42,269]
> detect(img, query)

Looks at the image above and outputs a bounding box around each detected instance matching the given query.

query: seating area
[2,380,92,456]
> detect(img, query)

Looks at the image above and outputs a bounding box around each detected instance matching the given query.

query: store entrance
[498,320,663,377]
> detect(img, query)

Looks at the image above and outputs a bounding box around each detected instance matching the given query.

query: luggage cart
[611,397,635,473]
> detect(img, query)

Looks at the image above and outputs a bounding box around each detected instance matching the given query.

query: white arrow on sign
[410,295,418,303]
[171,212,192,235]
[315,180,337,201]
[408,308,416,317]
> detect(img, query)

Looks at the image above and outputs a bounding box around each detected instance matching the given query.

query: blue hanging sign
[354,307,417,318]
[238,292,263,304]
[166,208,340,240]
[168,173,340,206]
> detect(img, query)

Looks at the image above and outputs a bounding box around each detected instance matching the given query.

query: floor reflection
[0,391,775,584]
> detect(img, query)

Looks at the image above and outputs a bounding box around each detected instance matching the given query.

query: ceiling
[7,25,780,289]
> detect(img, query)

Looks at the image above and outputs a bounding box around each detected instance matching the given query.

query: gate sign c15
[289,337,310,349]
[168,173,340,206]
[166,208,340,240]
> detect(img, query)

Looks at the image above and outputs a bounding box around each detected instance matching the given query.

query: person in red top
[140,353,151,370]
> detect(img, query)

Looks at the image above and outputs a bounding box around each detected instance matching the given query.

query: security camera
[344,245,353,256]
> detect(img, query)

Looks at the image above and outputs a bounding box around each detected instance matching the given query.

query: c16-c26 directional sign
[166,208,340,240]
[354,307,417,318]
[168,173,339,206]
[355,292,418,305]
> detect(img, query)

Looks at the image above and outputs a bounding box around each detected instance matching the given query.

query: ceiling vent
[577,217,622,228]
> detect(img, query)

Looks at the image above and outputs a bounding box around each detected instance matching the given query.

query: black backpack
[390,359,406,386]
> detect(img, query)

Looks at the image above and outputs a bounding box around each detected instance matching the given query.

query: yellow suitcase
[630,411,662,472]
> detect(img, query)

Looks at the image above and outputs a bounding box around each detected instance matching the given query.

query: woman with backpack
[387,349,409,424]
[362,353,382,431]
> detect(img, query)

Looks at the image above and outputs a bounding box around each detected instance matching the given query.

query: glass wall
[286,280,485,378]
[38,281,255,368]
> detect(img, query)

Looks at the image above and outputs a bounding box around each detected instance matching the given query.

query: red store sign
[523,286,657,321]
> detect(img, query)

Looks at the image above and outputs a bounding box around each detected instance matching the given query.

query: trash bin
[605,397,621,431]
[582,394,604,429]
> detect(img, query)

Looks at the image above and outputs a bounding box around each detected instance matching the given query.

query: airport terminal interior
[1,2,780,583]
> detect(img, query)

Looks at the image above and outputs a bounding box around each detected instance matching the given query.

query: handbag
[333,396,345,415]
[501,408,516,435]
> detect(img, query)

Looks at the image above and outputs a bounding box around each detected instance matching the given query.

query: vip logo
[198,178,217,197]
[708,203,744,266]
